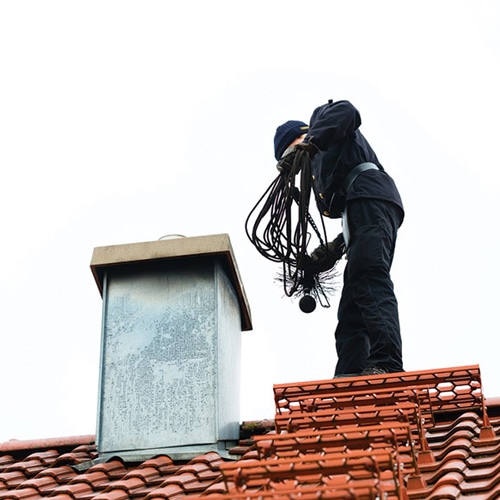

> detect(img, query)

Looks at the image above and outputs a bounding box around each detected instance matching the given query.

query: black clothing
[306,100,404,219]
[304,99,404,375]
[334,199,404,375]
[347,168,403,213]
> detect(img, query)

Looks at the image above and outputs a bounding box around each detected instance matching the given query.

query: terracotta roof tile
[0,472,27,489]
[16,476,59,494]
[0,486,40,500]
[121,468,161,485]
[0,457,15,468]
[68,471,110,489]
[135,457,174,470]
[34,465,76,483]
[2,460,46,477]
[160,472,205,491]
[197,480,227,496]
[176,463,220,482]
[141,484,186,500]
[55,452,96,466]
[187,453,224,468]
[83,462,127,481]
[51,482,95,499]
[0,437,95,455]
[0,489,30,500]
[105,477,146,493]
[92,489,130,500]
[3,364,500,498]
[48,494,74,500]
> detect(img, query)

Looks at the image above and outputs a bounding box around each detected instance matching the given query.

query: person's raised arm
[306,100,361,150]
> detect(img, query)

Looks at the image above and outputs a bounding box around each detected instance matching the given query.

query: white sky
[1,0,499,442]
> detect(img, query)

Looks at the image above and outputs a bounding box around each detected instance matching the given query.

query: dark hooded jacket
[305,99,404,219]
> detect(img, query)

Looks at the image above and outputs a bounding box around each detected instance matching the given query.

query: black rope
[245,150,333,302]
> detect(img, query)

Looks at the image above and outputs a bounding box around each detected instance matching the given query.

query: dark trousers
[334,198,404,375]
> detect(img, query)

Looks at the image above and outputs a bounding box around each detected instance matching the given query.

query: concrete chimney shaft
[90,234,252,461]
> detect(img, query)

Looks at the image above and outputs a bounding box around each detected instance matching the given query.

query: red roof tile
[2,364,500,499]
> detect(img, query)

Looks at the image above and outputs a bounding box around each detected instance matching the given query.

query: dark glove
[293,141,320,156]
[310,233,346,273]
[276,146,297,172]
[276,142,320,172]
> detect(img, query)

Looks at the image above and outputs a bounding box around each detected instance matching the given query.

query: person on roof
[274,99,404,377]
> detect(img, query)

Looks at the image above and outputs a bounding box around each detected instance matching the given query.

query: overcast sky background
[1,1,499,443]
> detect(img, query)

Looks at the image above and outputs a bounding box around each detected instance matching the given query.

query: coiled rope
[245,150,332,302]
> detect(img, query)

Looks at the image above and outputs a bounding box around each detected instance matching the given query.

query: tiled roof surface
[2,364,500,499]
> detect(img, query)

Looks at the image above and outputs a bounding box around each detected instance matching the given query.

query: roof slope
[1,364,500,499]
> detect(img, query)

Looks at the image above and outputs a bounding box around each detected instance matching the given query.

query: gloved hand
[276,147,297,172]
[310,233,346,273]
[276,142,319,172]
[293,141,320,156]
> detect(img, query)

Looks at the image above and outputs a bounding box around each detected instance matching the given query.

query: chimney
[90,234,252,462]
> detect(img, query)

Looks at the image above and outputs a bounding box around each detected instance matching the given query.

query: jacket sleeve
[306,100,361,150]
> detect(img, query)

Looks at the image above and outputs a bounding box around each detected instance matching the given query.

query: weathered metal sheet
[96,258,241,458]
